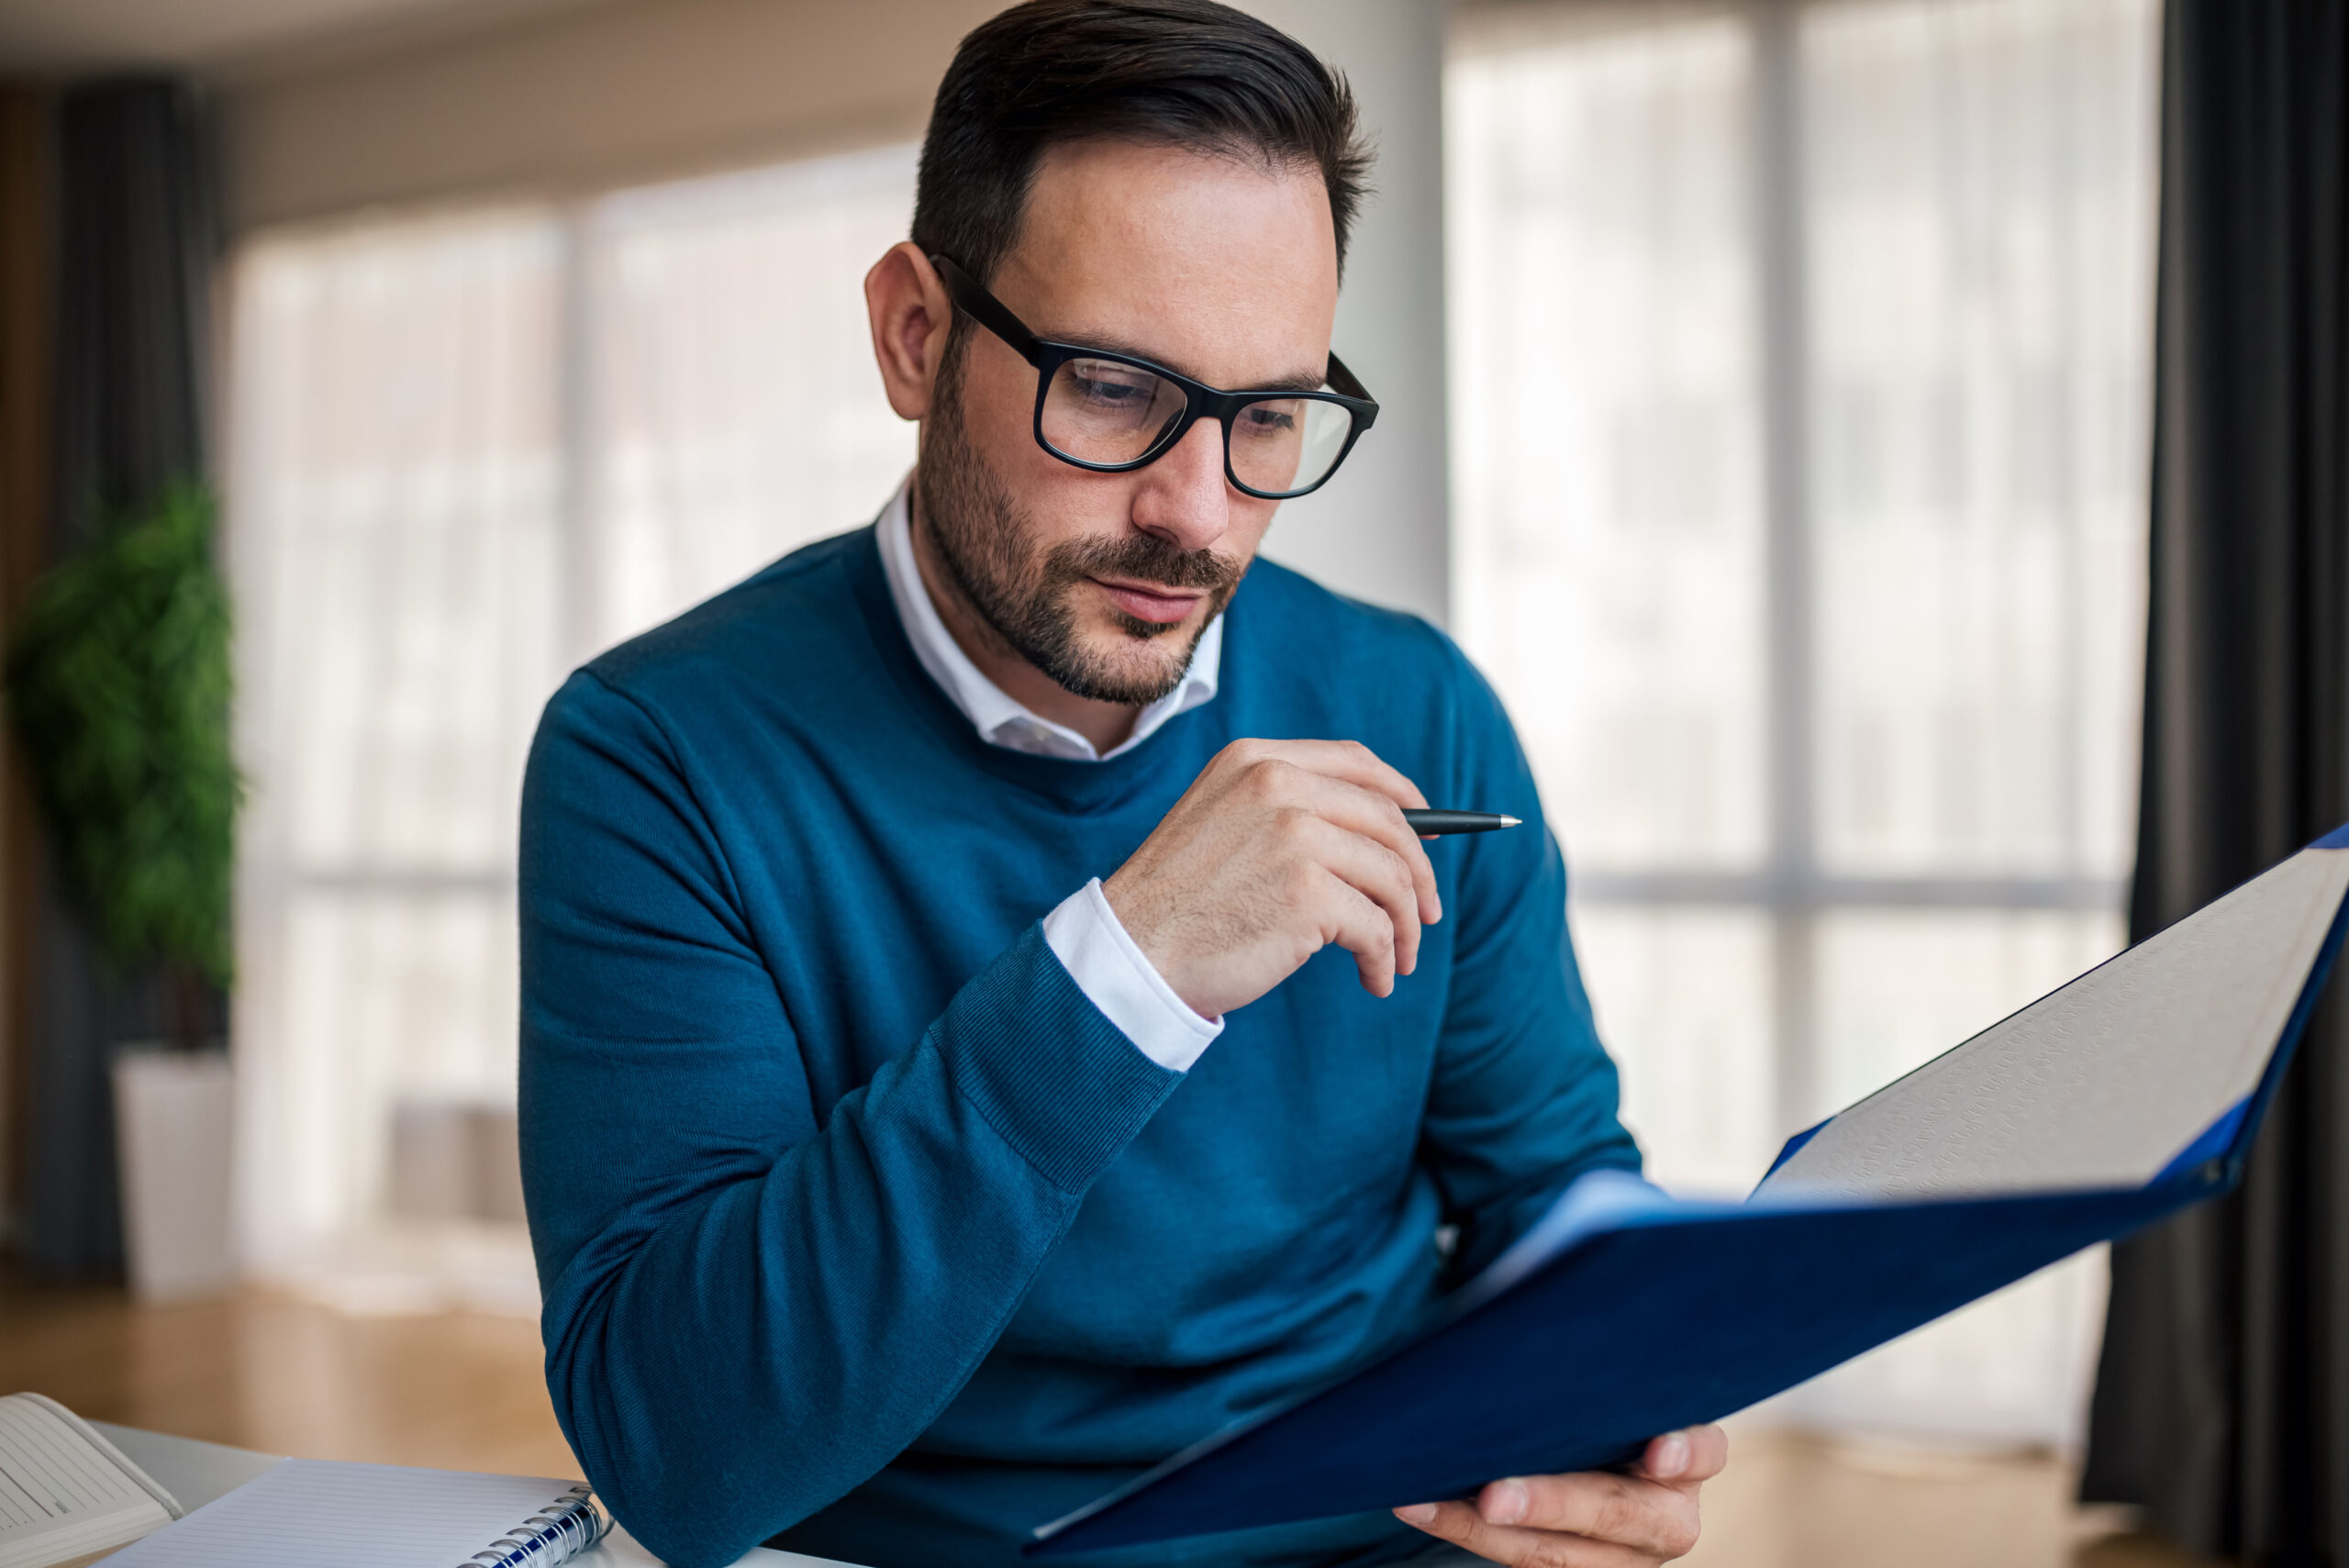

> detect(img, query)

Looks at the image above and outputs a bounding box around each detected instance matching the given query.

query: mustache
[1043,532,1245,595]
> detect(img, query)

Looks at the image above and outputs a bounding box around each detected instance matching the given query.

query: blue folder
[1030,828,2349,1558]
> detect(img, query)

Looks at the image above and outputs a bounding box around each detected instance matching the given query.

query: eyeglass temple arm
[1325,351,1375,410]
[927,253,1044,366]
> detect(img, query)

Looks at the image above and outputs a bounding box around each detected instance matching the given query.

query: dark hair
[913,0,1373,290]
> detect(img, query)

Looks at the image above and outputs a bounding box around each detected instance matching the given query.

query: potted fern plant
[7,482,239,1298]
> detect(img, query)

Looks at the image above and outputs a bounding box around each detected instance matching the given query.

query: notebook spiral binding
[457,1483,610,1568]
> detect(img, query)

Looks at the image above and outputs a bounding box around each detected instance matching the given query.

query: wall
[1236,0,1451,626]
[216,0,1002,232]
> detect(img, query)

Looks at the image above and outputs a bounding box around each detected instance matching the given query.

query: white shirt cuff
[1041,878,1223,1073]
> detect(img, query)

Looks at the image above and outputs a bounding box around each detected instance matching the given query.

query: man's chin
[1052,622,1201,706]
[1104,609,1191,643]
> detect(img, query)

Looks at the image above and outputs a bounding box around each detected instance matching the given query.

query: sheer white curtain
[1449,0,2157,1444]
[1452,8,1780,1195]
[228,210,564,1311]
[1789,0,2154,1444]
[228,148,918,1311]
[582,146,920,651]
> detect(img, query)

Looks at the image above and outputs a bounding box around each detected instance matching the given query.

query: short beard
[916,340,1247,707]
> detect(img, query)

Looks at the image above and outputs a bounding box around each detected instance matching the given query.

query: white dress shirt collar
[875,479,1223,762]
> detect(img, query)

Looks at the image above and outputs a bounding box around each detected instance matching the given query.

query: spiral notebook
[0,1392,181,1568]
[99,1457,607,1567]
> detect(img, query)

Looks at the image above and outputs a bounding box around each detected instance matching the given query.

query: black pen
[1402,809,1520,836]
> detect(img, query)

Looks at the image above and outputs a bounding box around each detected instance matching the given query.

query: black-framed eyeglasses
[930,253,1379,501]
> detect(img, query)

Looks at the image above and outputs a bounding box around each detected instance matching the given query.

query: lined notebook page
[104,1460,587,1567]
[0,1395,174,1567]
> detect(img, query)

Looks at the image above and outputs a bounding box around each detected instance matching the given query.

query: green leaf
[6,482,241,989]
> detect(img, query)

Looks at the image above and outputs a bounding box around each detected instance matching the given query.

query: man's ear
[865,241,954,422]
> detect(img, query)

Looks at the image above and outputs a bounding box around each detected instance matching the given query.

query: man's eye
[1074,375,1149,406]
[1240,404,1297,434]
[1064,361,1160,411]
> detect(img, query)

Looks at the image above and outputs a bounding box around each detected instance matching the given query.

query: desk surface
[90,1421,862,1568]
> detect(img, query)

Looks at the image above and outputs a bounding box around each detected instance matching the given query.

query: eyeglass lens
[1041,358,1356,496]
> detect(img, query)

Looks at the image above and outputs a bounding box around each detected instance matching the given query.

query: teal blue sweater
[518,526,1640,1568]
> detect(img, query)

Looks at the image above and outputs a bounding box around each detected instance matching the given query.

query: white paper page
[586,1520,871,1566]
[1761,845,2349,1199]
[0,1395,174,1568]
[103,1459,588,1567]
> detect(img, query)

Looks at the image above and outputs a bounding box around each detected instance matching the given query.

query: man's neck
[906,483,1144,756]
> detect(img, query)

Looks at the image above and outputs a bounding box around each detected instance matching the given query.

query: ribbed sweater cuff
[940,923,1184,1193]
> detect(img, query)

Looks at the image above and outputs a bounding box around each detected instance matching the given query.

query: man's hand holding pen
[1103,738,1449,1017]
[1104,740,1523,1018]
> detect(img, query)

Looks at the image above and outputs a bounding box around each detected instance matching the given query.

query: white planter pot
[111,1047,236,1301]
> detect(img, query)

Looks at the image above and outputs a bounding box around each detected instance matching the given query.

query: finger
[1297,811,1422,973]
[1478,1472,1698,1559]
[1294,772,1442,927]
[1219,750,1441,928]
[1634,1426,1728,1486]
[1298,817,1421,982]
[1393,1500,1655,1567]
[1228,738,1431,814]
[1305,864,1399,997]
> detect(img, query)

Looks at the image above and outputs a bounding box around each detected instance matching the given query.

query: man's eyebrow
[1250,371,1332,395]
[1058,334,1328,394]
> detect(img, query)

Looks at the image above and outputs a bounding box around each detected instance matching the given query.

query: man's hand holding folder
[1392,1425,1730,1566]
[1033,828,2349,1560]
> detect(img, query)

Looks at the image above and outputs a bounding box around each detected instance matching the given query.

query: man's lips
[1091,576,1204,625]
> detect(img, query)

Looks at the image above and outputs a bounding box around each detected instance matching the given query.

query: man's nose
[1130,417,1231,554]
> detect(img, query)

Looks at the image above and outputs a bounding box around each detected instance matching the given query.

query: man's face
[918,139,1341,706]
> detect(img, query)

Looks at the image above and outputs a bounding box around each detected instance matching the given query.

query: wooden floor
[2,1268,575,1479]
[0,1268,2220,1568]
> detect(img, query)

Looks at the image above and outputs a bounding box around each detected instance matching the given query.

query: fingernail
[1655,1431,1691,1477]
[1396,1504,1438,1525]
[1484,1479,1529,1525]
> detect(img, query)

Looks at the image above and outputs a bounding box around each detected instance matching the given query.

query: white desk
[89,1422,862,1567]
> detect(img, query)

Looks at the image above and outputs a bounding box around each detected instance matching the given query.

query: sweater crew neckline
[839,525,1232,815]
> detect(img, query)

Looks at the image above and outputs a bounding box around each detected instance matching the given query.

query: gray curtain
[2079,1,2349,1560]
[19,77,217,1275]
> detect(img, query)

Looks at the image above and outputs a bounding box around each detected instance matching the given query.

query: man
[519,4,1725,1565]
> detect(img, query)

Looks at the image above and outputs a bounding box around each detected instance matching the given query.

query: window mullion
[554,207,598,671]
[1754,0,1819,1140]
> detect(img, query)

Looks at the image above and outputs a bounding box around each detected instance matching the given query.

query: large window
[1448,0,2157,1442]
[228,0,2157,1450]
[228,148,919,1307]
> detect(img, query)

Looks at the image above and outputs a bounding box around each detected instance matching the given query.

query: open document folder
[1030,828,2349,1559]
